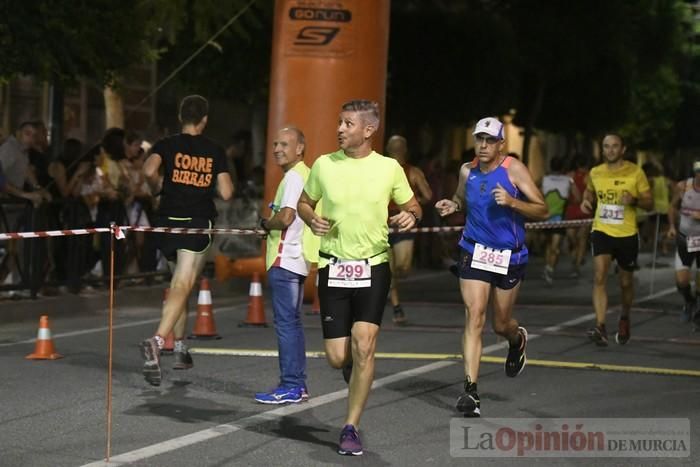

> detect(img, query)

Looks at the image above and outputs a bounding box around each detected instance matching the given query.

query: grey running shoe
[337,424,363,456]
[173,348,193,370]
[505,327,528,377]
[140,337,162,386]
[587,324,608,347]
[456,377,480,417]
[680,302,694,323]
[542,267,553,285]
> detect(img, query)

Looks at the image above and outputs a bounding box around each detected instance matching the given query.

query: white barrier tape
[5,211,668,239]
[0,227,112,240]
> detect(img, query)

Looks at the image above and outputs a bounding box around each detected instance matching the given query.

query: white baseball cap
[472,117,504,140]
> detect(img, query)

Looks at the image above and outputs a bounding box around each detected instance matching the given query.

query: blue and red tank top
[458,156,528,265]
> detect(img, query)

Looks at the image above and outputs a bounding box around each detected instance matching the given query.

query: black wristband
[259,218,270,233]
[408,210,421,224]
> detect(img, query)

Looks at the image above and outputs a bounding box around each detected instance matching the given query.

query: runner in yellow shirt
[581,133,652,346]
[298,100,422,456]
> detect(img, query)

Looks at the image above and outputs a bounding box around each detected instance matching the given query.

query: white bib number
[328,259,371,288]
[599,203,625,225]
[687,236,700,253]
[471,243,511,275]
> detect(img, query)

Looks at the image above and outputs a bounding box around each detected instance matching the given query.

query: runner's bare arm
[390,196,423,232]
[411,167,433,205]
[667,180,684,238]
[298,190,330,236]
[633,189,654,211]
[581,175,595,214]
[498,159,548,220]
[143,152,163,194]
[435,162,470,216]
[216,172,234,201]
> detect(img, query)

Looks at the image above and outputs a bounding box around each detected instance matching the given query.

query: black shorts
[318,262,391,339]
[675,234,700,269]
[153,216,212,261]
[388,232,416,246]
[590,230,639,271]
[457,248,526,290]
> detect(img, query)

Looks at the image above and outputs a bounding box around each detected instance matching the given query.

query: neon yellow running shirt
[304,150,414,268]
[587,160,650,237]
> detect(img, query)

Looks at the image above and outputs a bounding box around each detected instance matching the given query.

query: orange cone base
[26,353,63,360]
[26,345,63,360]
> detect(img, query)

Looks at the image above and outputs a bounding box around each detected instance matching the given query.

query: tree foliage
[0,0,152,85]
[387,0,698,154]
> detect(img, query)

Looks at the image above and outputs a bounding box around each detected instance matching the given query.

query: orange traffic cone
[239,272,268,327]
[161,288,175,353]
[188,277,221,339]
[26,315,63,360]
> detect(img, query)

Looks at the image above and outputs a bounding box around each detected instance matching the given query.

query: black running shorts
[590,230,639,271]
[456,247,526,290]
[675,233,700,269]
[153,216,212,261]
[318,262,391,339]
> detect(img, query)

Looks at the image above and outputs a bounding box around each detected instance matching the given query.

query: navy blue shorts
[457,248,526,290]
[388,232,416,246]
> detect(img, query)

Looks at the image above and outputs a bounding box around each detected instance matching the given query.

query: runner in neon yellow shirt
[298,100,422,456]
[581,133,652,346]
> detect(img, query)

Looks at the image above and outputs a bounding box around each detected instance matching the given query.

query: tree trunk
[48,78,64,158]
[103,86,124,129]
[521,79,546,167]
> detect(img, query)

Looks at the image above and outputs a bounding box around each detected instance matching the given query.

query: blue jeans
[268,266,307,388]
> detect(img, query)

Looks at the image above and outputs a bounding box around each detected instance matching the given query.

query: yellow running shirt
[304,150,414,268]
[587,160,650,237]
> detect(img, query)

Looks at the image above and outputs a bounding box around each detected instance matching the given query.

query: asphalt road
[1,252,698,466]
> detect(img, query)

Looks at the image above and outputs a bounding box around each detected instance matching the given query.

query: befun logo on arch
[285,0,354,57]
[450,418,690,458]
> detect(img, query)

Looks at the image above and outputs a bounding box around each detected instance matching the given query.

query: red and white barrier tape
[0,217,595,240]
[0,227,113,240]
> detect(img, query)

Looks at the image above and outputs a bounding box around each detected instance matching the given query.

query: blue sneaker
[337,424,363,456]
[254,386,304,404]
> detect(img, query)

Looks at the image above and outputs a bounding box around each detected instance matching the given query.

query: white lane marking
[0,301,248,348]
[80,285,678,465]
[81,361,456,466]
[81,285,659,467]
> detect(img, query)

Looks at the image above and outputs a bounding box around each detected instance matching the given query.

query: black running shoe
[342,361,353,384]
[587,324,608,347]
[392,305,407,325]
[456,377,480,417]
[505,326,528,377]
[681,302,694,323]
[173,348,194,370]
[140,337,162,386]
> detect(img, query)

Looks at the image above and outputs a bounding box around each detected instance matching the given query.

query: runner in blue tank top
[435,117,548,417]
